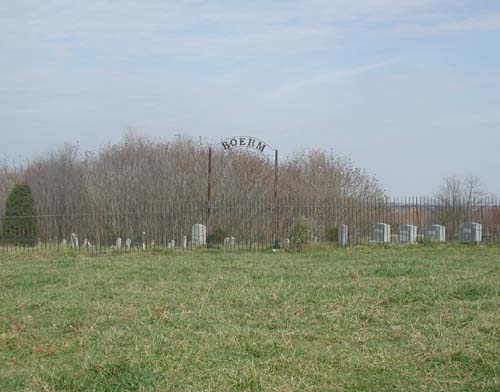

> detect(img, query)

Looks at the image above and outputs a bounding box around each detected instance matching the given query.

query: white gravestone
[373,223,390,243]
[398,224,417,243]
[424,225,446,242]
[116,237,122,250]
[125,238,131,250]
[459,222,482,243]
[182,236,187,249]
[71,233,78,249]
[338,224,348,247]
[192,224,207,246]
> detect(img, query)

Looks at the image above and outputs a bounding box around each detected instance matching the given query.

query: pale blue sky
[1,1,500,195]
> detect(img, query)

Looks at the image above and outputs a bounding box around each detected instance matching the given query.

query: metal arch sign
[220,136,275,154]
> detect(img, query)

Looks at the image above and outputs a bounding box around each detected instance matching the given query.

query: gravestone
[373,223,390,243]
[116,237,122,250]
[223,237,230,246]
[192,224,207,246]
[182,236,187,249]
[424,224,446,242]
[338,224,348,246]
[229,237,235,247]
[459,222,482,243]
[125,238,131,250]
[142,232,146,250]
[398,224,417,243]
[71,233,78,249]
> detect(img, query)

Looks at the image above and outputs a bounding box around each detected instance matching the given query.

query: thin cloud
[400,12,500,35]
[271,59,399,97]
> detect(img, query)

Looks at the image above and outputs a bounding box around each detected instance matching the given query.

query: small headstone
[182,236,187,249]
[125,238,131,250]
[71,233,79,249]
[372,223,390,243]
[285,238,290,247]
[338,224,348,246]
[459,222,482,243]
[223,237,231,247]
[399,224,417,243]
[424,224,446,242]
[192,224,207,246]
[142,232,146,250]
[170,239,175,248]
[229,237,235,247]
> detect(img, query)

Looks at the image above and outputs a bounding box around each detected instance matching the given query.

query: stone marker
[71,233,79,249]
[125,238,131,250]
[459,222,482,243]
[373,223,390,243]
[424,224,446,242]
[192,224,207,246]
[229,237,235,247]
[338,224,348,246]
[142,232,146,250]
[399,224,417,243]
[223,237,230,246]
[182,236,187,249]
[116,237,122,250]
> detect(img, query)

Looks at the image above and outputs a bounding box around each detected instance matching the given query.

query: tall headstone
[338,224,348,247]
[125,238,131,250]
[71,233,79,249]
[398,224,417,243]
[459,222,482,243]
[116,237,122,250]
[373,223,390,243]
[182,236,187,249]
[192,224,207,246]
[424,224,446,242]
[142,232,146,250]
[223,237,230,247]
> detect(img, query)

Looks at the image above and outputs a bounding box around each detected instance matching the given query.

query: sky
[1,0,500,196]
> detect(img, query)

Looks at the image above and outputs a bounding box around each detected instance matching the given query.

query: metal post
[207,146,212,247]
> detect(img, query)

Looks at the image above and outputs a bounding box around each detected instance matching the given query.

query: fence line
[0,197,499,253]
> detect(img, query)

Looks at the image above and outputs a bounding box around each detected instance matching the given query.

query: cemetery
[1,135,499,390]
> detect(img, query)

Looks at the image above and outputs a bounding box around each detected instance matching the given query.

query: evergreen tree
[1,183,37,246]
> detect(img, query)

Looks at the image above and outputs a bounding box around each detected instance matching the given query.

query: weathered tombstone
[223,237,230,247]
[142,232,146,250]
[229,237,235,247]
[116,237,122,250]
[170,239,175,248]
[192,224,207,246]
[71,233,79,249]
[398,224,417,243]
[182,236,187,249]
[424,224,446,242]
[372,223,390,243]
[459,222,482,243]
[338,224,348,246]
[285,238,290,247]
[125,238,131,250]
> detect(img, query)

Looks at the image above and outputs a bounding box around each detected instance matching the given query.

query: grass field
[1,246,499,391]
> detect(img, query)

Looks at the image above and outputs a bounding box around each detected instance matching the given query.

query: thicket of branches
[0,134,384,215]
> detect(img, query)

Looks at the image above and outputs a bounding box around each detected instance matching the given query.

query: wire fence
[1,197,499,253]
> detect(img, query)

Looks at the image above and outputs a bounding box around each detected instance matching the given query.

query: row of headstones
[337,222,483,246]
[60,225,210,250]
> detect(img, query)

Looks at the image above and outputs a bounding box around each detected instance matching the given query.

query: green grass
[1,246,500,391]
